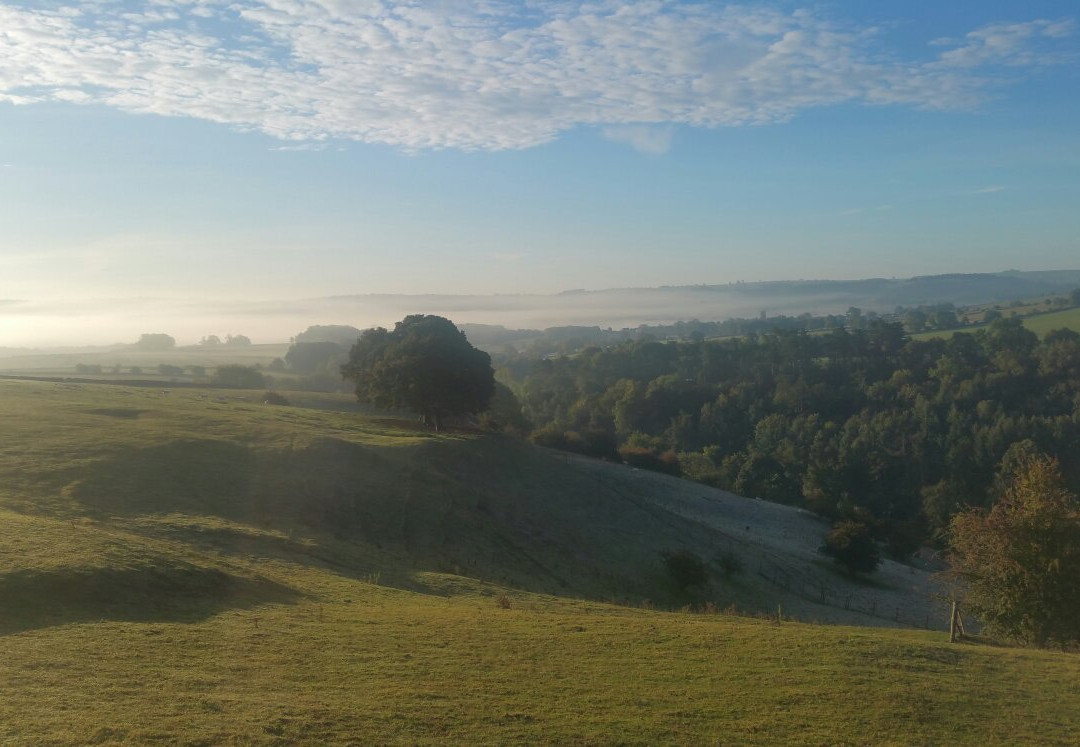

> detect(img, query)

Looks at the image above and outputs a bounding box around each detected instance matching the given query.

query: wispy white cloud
[269,142,327,152]
[931,19,1076,68]
[971,185,1006,194]
[602,125,673,155]
[0,2,1074,151]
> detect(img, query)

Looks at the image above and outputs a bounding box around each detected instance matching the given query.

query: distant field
[913,306,1080,341]
[0,343,291,373]
[1,380,1078,742]
[1020,306,1080,337]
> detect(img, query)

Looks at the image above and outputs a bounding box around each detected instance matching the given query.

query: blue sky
[0,1,1078,343]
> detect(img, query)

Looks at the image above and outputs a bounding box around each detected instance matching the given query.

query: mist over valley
[3,269,1079,350]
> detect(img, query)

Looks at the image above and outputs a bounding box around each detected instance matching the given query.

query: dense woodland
[495,317,1080,554]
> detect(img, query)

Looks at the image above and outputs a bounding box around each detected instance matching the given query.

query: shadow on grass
[85,408,148,419]
[0,563,301,635]
[70,439,257,520]
[60,435,714,608]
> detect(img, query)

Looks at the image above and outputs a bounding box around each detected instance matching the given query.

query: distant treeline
[496,317,1080,555]
[465,286,1080,359]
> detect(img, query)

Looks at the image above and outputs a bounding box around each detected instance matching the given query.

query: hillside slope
[3,379,1079,743]
[0,379,938,628]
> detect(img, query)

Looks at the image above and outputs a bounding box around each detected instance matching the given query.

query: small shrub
[621,447,681,475]
[530,425,618,459]
[496,594,512,609]
[715,549,744,577]
[661,549,708,591]
[822,521,881,576]
[212,364,266,389]
[262,390,291,406]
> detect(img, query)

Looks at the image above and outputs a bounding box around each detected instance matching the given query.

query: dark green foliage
[714,549,744,577]
[883,520,922,561]
[949,456,1080,647]
[822,521,881,576]
[619,446,680,475]
[342,315,495,430]
[661,550,708,591]
[158,364,184,376]
[211,365,266,389]
[532,426,619,460]
[478,382,531,434]
[285,341,345,374]
[493,316,1080,552]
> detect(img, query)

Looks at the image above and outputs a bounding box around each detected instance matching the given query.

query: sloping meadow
[1,379,1078,742]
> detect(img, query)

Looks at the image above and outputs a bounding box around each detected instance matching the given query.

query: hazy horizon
[2,268,1079,349]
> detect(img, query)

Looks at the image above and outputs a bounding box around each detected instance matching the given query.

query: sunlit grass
[2,540,1078,744]
[913,306,1080,341]
[1,379,1078,742]
[0,343,291,372]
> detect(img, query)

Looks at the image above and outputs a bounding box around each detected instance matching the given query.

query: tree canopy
[295,324,363,347]
[822,521,882,576]
[285,341,344,374]
[949,456,1080,647]
[134,333,175,351]
[342,315,495,429]
[211,364,266,389]
[493,316,1080,553]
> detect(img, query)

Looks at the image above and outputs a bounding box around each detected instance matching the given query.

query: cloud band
[0,2,1073,151]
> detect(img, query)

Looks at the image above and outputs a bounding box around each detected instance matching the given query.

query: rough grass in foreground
[1,517,1078,744]
[0,379,1078,742]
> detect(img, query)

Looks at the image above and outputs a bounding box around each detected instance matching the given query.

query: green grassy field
[0,343,291,373]
[913,305,1080,341]
[1,379,1078,743]
[1019,306,1080,338]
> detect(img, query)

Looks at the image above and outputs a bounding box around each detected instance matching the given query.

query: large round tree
[342,315,495,430]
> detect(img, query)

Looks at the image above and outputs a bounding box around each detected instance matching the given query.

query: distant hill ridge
[311,270,1080,331]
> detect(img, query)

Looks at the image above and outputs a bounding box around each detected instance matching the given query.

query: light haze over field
[1,0,1078,345]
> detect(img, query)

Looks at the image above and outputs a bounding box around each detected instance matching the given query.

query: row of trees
[494,318,1080,554]
[334,314,1078,646]
[133,333,252,349]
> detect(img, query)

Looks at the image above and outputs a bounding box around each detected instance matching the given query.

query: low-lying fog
[5,291,765,348]
[3,270,1079,350]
